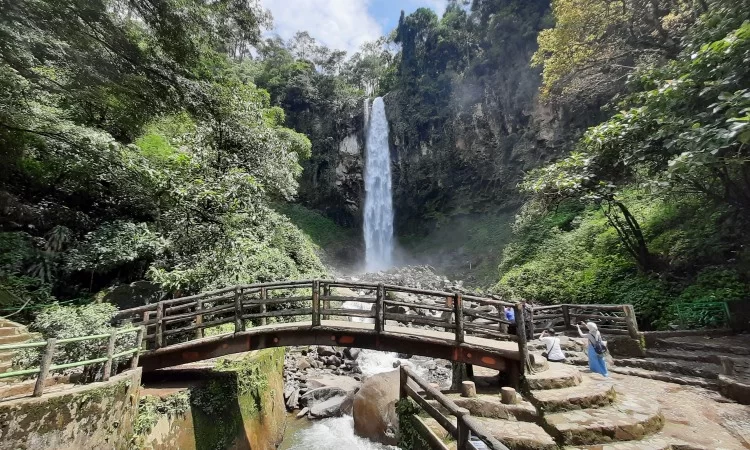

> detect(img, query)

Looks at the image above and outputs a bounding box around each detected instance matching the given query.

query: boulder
[300,386,347,408]
[296,358,312,370]
[353,370,399,445]
[345,347,361,360]
[317,346,336,357]
[309,395,348,419]
[307,374,361,393]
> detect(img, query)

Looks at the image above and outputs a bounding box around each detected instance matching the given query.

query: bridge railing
[529,304,639,339]
[399,365,510,450]
[0,326,144,397]
[113,279,527,359]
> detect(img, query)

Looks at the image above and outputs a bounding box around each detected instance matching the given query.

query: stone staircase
[526,363,665,448]
[0,318,33,375]
[609,335,750,404]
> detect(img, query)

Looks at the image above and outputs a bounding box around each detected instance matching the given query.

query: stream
[279,348,432,450]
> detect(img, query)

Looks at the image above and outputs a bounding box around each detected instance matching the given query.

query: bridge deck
[139,320,520,372]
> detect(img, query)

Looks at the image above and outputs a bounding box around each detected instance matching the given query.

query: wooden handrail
[113,279,640,373]
[0,326,144,397]
[399,365,510,450]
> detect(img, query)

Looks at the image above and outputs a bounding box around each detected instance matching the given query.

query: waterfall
[363,97,394,271]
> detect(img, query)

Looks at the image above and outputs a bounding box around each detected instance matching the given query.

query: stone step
[526,363,582,390]
[0,333,32,345]
[0,360,12,372]
[545,393,664,446]
[610,367,720,390]
[644,349,722,365]
[531,377,616,413]
[654,337,750,356]
[614,357,719,380]
[0,327,22,337]
[564,434,704,450]
[472,417,558,450]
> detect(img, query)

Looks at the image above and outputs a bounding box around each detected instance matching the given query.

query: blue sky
[259,0,447,54]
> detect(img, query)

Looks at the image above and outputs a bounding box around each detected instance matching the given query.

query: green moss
[396,398,431,450]
[190,348,284,450]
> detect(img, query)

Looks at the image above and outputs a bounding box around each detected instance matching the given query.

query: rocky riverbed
[282,266,461,421]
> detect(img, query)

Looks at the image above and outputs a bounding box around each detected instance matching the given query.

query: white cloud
[260,0,383,54]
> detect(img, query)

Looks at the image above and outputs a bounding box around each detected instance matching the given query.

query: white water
[363,97,394,271]
[283,416,397,450]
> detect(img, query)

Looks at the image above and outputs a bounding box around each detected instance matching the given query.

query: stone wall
[138,348,286,450]
[0,369,142,450]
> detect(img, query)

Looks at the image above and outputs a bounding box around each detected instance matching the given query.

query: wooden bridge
[113,279,532,378]
[113,279,640,379]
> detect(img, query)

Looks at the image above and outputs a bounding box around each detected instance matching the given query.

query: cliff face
[295,104,366,228]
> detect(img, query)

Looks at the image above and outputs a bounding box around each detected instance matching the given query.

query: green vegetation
[132,392,190,439]
[0,0,326,319]
[499,0,750,329]
[396,397,431,450]
[275,203,361,266]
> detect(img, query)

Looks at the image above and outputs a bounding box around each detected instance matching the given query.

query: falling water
[364,97,394,271]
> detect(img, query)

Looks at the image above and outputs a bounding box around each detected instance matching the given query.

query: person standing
[577,321,608,377]
[539,329,566,362]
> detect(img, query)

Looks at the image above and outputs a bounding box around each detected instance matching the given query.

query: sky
[259,0,448,54]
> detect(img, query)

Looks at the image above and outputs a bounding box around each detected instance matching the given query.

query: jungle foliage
[499,0,750,328]
[0,0,325,319]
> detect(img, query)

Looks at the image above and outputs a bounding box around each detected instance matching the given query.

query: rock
[297,358,312,370]
[309,395,348,419]
[286,388,300,410]
[392,360,401,368]
[317,346,336,357]
[339,389,358,416]
[344,347,361,360]
[308,374,361,393]
[297,407,309,418]
[300,386,348,408]
[353,370,399,446]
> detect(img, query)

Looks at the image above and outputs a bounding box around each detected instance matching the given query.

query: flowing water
[363,97,394,271]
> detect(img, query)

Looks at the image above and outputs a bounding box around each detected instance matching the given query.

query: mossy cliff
[0,369,141,450]
[135,348,286,450]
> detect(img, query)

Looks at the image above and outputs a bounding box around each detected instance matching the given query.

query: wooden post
[460,381,476,398]
[155,301,164,349]
[234,287,245,332]
[375,283,385,333]
[562,304,571,332]
[103,330,117,381]
[454,293,464,344]
[501,387,518,405]
[322,283,331,320]
[34,338,56,397]
[259,288,267,326]
[312,280,321,327]
[456,407,470,450]
[514,303,530,376]
[623,304,639,339]
[399,365,408,400]
[142,310,151,349]
[195,298,204,339]
[130,327,145,370]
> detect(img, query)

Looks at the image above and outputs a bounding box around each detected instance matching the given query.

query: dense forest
[1,0,749,331]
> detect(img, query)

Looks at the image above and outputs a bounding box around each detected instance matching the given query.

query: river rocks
[352,370,400,445]
[317,346,336,357]
[344,347,361,360]
[308,395,348,419]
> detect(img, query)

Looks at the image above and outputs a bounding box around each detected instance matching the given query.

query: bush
[15,303,135,380]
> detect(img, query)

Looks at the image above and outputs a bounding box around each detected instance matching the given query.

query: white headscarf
[586,322,601,345]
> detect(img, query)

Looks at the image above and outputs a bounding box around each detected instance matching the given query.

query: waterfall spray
[363,97,394,271]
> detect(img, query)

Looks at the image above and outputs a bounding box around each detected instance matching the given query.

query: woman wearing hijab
[576,321,608,377]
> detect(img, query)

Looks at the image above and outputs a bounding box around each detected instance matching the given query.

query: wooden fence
[0,327,144,397]
[400,365,510,450]
[528,304,639,339]
[113,279,528,364]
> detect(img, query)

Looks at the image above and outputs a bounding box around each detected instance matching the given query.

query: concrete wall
[0,369,141,450]
[139,348,286,450]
